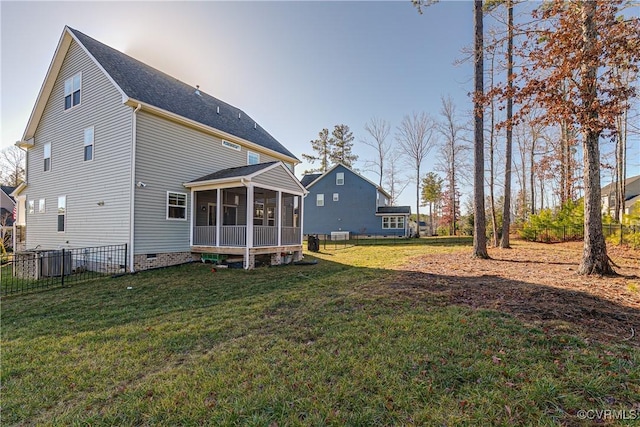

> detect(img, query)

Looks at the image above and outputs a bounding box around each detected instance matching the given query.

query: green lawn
[2,243,638,426]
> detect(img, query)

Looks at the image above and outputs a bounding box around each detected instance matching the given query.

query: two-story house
[14,26,306,271]
[601,174,640,219]
[302,164,411,238]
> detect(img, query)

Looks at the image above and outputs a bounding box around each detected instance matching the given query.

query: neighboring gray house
[601,175,640,220]
[14,26,306,270]
[0,186,16,228]
[302,164,411,238]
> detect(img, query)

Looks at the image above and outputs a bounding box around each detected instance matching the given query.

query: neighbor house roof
[1,186,16,203]
[376,206,411,215]
[300,173,322,187]
[19,27,298,163]
[601,175,640,195]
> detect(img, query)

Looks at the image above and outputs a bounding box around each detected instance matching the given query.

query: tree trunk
[500,0,513,249]
[577,1,614,276]
[473,0,489,258]
[416,164,421,237]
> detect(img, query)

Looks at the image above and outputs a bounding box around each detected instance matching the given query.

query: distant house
[13,26,306,270]
[601,175,640,219]
[302,164,411,238]
[1,185,16,231]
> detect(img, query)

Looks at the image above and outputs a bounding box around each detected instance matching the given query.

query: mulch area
[396,241,640,346]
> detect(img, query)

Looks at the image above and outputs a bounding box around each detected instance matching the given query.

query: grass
[2,242,639,426]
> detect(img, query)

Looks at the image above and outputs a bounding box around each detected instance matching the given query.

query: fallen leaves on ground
[397,241,639,346]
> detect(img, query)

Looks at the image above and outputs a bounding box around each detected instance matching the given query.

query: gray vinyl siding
[253,167,303,194]
[134,111,283,254]
[25,41,132,250]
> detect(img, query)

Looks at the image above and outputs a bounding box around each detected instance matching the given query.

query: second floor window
[316,194,324,207]
[84,127,94,161]
[336,172,344,185]
[64,73,81,110]
[44,142,51,172]
[248,151,260,165]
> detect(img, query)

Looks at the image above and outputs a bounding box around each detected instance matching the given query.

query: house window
[28,200,35,214]
[64,73,81,110]
[248,151,260,165]
[336,172,344,185]
[167,191,187,220]
[58,196,66,232]
[44,142,51,172]
[333,193,339,202]
[39,198,46,213]
[84,127,94,161]
[316,194,324,207]
[382,216,405,229]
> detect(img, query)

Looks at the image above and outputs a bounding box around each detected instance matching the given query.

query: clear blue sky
[1,1,637,210]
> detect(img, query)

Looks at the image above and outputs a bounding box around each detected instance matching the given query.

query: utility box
[307,235,320,252]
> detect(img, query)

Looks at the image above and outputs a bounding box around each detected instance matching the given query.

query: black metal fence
[305,233,473,251]
[1,244,128,296]
[517,223,639,246]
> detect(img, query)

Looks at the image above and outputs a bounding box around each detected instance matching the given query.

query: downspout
[14,145,28,251]
[129,104,142,272]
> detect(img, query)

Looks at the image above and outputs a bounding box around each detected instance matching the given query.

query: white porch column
[245,183,254,269]
[189,189,195,246]
[216,188,221,247]
[299,195,304,243]
[277,190,282,246]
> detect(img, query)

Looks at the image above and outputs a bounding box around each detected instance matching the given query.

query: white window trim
[382,216,405,229]
[247,151,260,165]
[84,126,94,162]
[64,72,82,110]
[57,195,67,233]
[336,172,344,186]
[316,194,324,207]
[28,200,35,214]
[333,193,339,202]
[166,191,188,221]
[39,198,46,214]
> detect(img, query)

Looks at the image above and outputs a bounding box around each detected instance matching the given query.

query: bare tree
[384,149,411,206]
[396,112,437,236]
[361,117,391,187]
[0,146,26,187]
[437,95,470,236]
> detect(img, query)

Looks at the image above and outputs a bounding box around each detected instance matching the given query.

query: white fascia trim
[125,99,299,166]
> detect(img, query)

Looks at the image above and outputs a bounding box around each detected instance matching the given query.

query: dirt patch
[397,241,640,346]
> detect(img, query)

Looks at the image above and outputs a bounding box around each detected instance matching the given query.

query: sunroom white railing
[254,226,278,247]
[220,226,246,247]
[193,226,217,246]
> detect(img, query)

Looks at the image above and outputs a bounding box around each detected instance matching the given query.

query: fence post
[563,226,566,242]
[620,223,623,246]
[61,249,65,287]
[124,243,128,273]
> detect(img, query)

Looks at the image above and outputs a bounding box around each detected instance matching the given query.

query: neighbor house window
[44,142,51,171]
[248,151,260,165]
[316,194,324,207]
[167,192,187,220]
[336,172,344,185]
[39,198,46,213]
[382,216,405,229]
[64,73,81,110]
[84,127,94,161]
[28,200,35,214]
[57,196,66,232]
[333,193,339,202]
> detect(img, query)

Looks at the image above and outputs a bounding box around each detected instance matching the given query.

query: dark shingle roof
[1,186,16,202]
[377,206,411,215]
[68,28,297,161]
[189,162,278,184]
[300,174,322,187]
